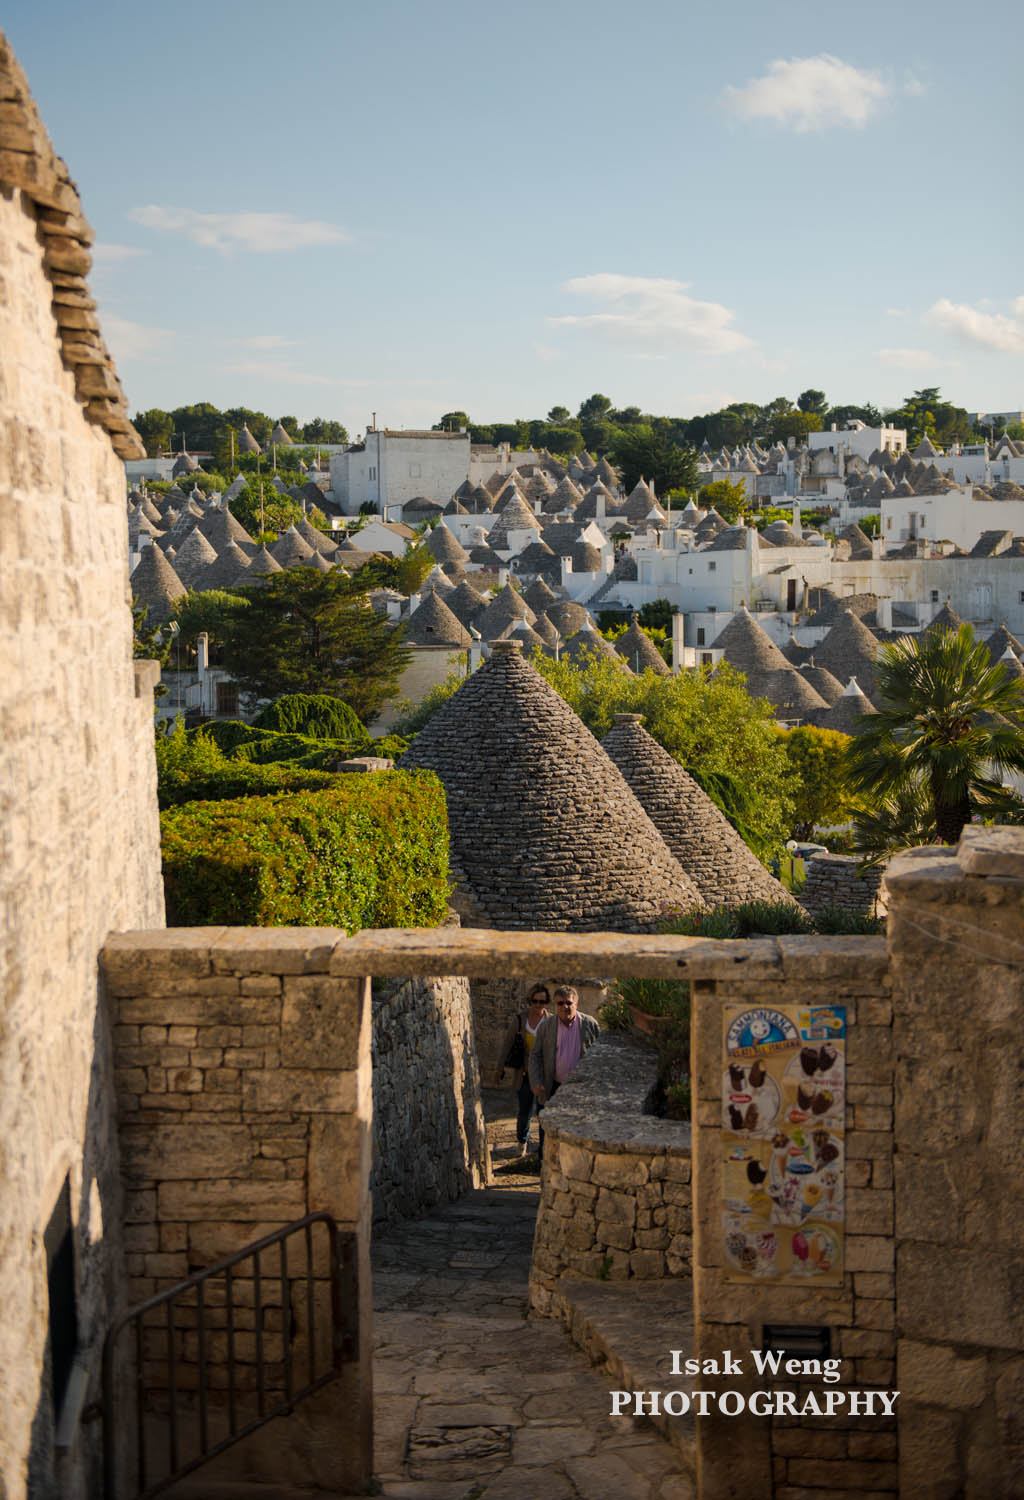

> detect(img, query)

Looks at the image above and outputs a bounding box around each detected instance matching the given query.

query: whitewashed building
[329,428,471,515]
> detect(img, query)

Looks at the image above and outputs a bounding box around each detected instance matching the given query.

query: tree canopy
[845,623,1024,852]
[131,403,349,457]
[213,569,410,723]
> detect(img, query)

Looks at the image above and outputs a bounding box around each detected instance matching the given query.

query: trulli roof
[399,642,703,927]
[614,621,670,676]
[404,591,472,647]
[601,714,798,910]
[131,545,186,625]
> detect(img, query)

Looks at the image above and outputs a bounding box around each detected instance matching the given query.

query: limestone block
[558,1141,593,1182]
[209,927,343,975]
[120,1124,255,1181]
[899,1244,1024,1349]
[158,1178,307,1222]
[596,1221,634,1252]
[898,1341,987,1409]
[590,1151,648,1190]
[243,1068,358,1114]
[845,1188,893,1235]
[899,1404,964,1499]
[308,1115,365,1226]
[595,1187,635,1226]
[628,1250,665,1279]
[995,1357,1024,1485]
[282,975,362,1069]
[958,825,1024,878]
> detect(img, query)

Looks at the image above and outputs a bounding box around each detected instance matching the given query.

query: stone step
[548,1276,698,1465]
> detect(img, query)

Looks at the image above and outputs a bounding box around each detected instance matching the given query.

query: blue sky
[6,0,1022,436]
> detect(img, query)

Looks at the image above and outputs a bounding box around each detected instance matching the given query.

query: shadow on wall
[27,991,129,1500]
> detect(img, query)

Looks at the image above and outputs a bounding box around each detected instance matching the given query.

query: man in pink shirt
[528,985,600,1162]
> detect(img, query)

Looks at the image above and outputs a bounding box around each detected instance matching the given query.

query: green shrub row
[662,900,884,938]
[161,770,449,930]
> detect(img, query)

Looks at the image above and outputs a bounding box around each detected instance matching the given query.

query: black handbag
[504,1020,526,1070]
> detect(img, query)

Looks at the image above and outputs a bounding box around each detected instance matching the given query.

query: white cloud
[877,347,955,369]
[550,274,752,355]
[724,55,889,131]
[92,242,148,263]
[128,206,351,254]
[926,296,1024,354]
[102,313,174,361]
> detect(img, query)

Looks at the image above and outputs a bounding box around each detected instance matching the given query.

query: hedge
[252,693,370,744]
[161,770,449,930]
[159,759,335,809]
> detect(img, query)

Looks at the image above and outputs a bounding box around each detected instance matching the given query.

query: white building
[808,421,907,463]
[329,428,471,515]
[881,489,1024,551]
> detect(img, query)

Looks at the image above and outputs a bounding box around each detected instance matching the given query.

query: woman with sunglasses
[496,985,552,1158]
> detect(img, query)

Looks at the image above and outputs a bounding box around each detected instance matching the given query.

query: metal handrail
[102,1211,356,1500]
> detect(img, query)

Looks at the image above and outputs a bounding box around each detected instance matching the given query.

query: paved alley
[368,1091,696,1499]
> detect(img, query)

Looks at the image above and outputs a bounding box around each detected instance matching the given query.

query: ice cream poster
[721,1004,845,1285]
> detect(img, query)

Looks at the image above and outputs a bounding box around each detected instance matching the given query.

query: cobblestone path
[369,1090,695,1499]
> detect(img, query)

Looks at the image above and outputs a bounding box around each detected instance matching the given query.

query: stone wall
[371,973,488,1225]
[529,1035,692,1313]
[886,832,1024,1498]
[689,936,897,1499]
[99,929,374,1496]
[800,852,884,917]
[0,97,162,1500]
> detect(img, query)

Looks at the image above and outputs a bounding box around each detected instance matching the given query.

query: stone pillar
[101,929,374,1496]
[886,830,1024,1498]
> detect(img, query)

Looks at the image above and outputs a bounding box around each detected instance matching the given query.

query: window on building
[708,561,716,572]
[216,681,239,717]
[920,515,927,527]
[931,590,939,603]
[369,466,376,481]
[701,653,713,666]
[697,628,705,645]
[886,517,892,531]
[44,1176,78,1418]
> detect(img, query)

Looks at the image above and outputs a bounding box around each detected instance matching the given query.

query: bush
[197,720,349,769]
[662,899,879,937]
[161,770,449,930]
[253,693,370,745]
[811,905,885,935]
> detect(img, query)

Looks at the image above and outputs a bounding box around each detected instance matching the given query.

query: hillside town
[4,16,1024,1500]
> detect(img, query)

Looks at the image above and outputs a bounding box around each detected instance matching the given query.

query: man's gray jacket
[528,1012,600,1096]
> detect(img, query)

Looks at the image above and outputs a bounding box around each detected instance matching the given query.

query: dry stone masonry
[530,1035,692,1306]
[371,973,488,1224]
[800,852,885,918]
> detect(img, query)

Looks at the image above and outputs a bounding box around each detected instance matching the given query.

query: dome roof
[405,591,472,647]
[614,620,670,676]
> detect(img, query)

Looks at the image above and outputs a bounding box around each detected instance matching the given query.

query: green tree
[229,484,307,538]
[535,423,584,457]
[433,411,471,432]
[698,477,750,524]
[547,405,573,425]
[219,570,411,723]
[826,402,882,429]
[577,393,612,424]
[133,408,174,457]
[768,409,824,444]
[844,624,1024,846]
[277,415,300,439]
[301,417,348,444]
[172,590,253,658]
[797,389,828,417]
[394,540,435,597]
[610,427,698,495]
[778,726,857,840]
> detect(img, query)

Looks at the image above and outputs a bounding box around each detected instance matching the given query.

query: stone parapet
[529,1035,692,1312]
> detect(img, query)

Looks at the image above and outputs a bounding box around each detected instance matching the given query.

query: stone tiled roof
[294,516,337,557]
[817,679,878,735]
[709,605,791,673]
[131,545,186,624]
[399,642,703,928]
[544,477,583,514]
[195,541,253,591]
[444,578,488,627]
[601,714,798,911]
[985,623,1024,665]
[270,526,316,568]
[812,610,881,701]
[169,527,218,590]
[198,506,258,557]
[405,591,472,647]
[544,599,589,639]
[488,496,540,551]
[474,583,536,640]
[270,421,294,445]
[0,30,145,458]
[570,541,603,573]
[704,525,749,552]
[245,544,284,585]
[614,621,670,676]
[239,424,261,454]
[925,601,965,635]
[425,523,471,567]
[562,624,629,669]
[523,576,561,615]
[798,662,844,707]
[805,593,880,629]
[836,523,874,560]
[969,530,1014,559]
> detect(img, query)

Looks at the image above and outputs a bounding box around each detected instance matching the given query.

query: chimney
[197,632,209,675]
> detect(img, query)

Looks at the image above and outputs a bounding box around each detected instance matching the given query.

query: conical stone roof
[405,591,472,647]
[488,495,540,551]
[475,584,536,640]
[615,621,670,676]
[819,679,878,735]
[601,715,798,910]
[563,623,629,669]
[239,424,262,454]
[270,526,316,569]
[925,601,964,636]
[245,544,284,585]
[445,578,488,627]
[523,576,559,615]
[170,527,219,590]
[986,623,1024,665]
[798,662,844,707]
[426,523,470,567]
[198,506,258,557]
[544,599,589,639]
[194,541,253,591]
[531,612,562,651]
[271,421,294,445]
[295,516,337,556]
[710,605,792,674]
[399,642,703,928]
[811,610,880,701]
[131,544,186,624]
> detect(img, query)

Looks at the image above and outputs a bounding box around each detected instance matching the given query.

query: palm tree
[845,624,1024,848]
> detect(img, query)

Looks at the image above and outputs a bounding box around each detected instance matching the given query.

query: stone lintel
[207,928,345,974]
[329,927,784,980]
[102,928,228,990]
